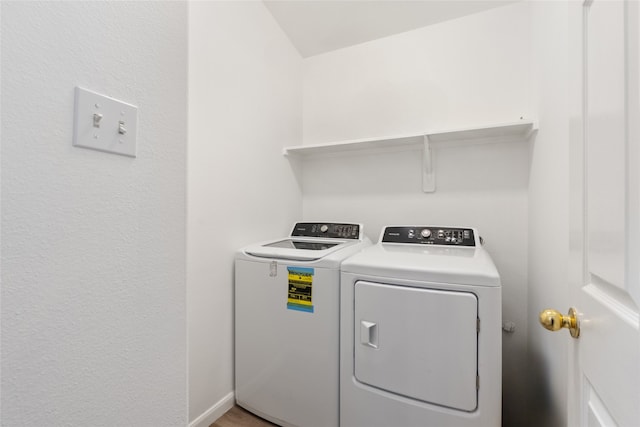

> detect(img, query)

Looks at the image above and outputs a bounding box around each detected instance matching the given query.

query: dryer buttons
[382,226,476,246]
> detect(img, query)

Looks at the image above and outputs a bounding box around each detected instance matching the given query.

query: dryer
[340,226,501,427]
[235,222,370,427]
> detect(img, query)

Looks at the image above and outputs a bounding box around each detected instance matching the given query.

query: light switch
[73,87,138,157]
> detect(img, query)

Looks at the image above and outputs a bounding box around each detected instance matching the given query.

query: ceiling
[263,0,518,58]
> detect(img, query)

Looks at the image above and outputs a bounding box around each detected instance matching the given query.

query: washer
[235,222,371,427]
[340,226,501,427]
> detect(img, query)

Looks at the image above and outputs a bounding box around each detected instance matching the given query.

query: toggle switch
[73,87,138,157]
[93,113,103,128]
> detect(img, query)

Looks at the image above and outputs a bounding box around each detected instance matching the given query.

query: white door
[566,0,640,425]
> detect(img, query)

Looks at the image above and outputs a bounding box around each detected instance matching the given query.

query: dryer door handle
[360,320,378,349]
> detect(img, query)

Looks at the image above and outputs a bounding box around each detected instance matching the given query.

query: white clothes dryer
[235,222,371,427]
[340,226,501,427]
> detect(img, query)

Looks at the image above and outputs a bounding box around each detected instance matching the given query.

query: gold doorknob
[539,307,580,338]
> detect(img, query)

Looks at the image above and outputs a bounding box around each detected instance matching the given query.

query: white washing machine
[340,226,501,427]
[235,222,371,427]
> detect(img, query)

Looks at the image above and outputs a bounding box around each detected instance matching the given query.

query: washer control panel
[382,226,476,246]
[291,222,361,239]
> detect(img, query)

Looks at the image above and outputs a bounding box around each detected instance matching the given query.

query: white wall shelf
[283,120,537,192]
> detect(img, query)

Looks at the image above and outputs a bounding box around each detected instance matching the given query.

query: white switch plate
[73,87,138,157]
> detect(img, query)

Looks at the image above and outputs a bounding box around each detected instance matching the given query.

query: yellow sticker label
[287,267,314,313]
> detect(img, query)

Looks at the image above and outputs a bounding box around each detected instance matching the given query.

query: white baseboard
[189,391,235,427]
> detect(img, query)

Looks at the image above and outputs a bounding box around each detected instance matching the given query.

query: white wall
[1,2,187,426]
[527,2,570,426]
[303,4,531,144]
[187,2,303,425]
[301,3,532,426]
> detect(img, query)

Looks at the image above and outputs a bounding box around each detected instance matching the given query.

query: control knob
[320,224,329,233]
[420,229,432,238]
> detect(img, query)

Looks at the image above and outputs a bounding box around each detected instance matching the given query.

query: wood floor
[210,406,277,427]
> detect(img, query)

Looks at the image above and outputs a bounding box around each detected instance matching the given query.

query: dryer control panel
[291,222,361,239]
[382,226,476,246]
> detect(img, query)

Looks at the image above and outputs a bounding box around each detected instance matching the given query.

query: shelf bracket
[422,135,435,193]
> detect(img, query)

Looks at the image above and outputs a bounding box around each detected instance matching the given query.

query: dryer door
[354,281,478,411]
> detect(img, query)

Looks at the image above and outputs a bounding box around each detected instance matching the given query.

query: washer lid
[244,238,352,261]
[264,239,339,251]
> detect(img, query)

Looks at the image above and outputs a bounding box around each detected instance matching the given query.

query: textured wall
[527,2,570,426]
[188,2,302,425]
[1,2,187,425]
[301,3,532,426]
